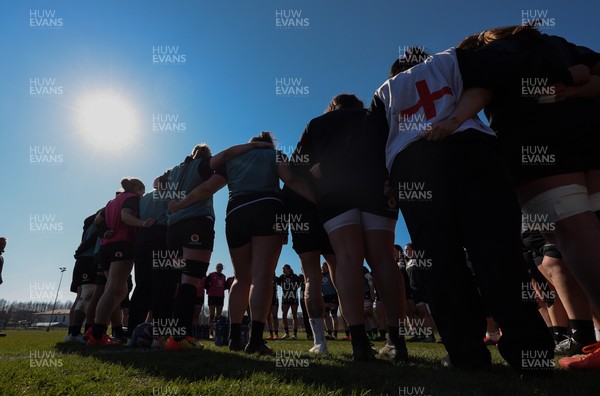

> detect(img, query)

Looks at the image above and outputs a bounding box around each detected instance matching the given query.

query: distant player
[206,263,227,338]
[0,237,7,337]
[277,264,300,339]
[267,274,280,340]
[321,263,339,340]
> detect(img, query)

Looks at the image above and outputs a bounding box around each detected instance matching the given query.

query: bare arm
[278,161,315,203]
[121,208,154,228]
[569,64,591,85]
[423,87,492,141]
[209,142,274,170]
[556,75,600,101]
[168,174,227,213]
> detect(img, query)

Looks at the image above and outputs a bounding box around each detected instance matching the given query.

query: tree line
[0,299,72,329]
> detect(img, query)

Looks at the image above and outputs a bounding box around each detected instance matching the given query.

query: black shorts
[94,254,103,272]
[522,230,563,265]
[317,191,398,225]
[282,298,298,306]
[208,296,224,307]
[542,243,561,260]
[99,241,135,272]
[497,125,593,185]
[70,257,96,292]
[323,294,338,305]
[168,217,215,252]
[522,230,545,266]
[285,189,334,255]
[226,196,285,249]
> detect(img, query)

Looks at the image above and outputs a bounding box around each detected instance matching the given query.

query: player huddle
[64,22,600,376]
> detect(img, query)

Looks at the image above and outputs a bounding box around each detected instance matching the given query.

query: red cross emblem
[400,80,453,120]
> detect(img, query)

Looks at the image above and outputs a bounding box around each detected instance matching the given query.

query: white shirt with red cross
[375,47,494,172]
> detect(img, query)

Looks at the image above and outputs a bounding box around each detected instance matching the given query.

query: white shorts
[323,209,396,234]
[521,184,592,224]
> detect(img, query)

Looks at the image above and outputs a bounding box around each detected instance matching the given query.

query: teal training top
[166,157,215,226]
[216,148,280,201]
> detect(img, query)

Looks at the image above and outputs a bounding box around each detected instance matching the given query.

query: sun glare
[77,92,138,150]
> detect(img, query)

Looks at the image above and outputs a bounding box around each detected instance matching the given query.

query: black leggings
[128,234,180,336]
[391,130,554,371]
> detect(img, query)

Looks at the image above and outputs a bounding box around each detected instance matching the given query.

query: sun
[77,92,139,150]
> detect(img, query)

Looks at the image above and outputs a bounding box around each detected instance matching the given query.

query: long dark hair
[249,131,275,144]
[457,23,541,50]
[325,94,364,113]
[120,177,144,193]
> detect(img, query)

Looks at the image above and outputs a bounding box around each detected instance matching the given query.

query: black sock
[380,329,387,339]
[68,325,80,336]
[92,323,107,340]
[333,330,338,337]
[172,283,197,341]
[293,329,297,336]
[284,327,289,334]
[230,323,241,342]
[269,329,273,336]
[249,321,265,345]
[112,325,125,338]
[551,326,569,343]
[388,326,406,348]
[84,323,92,333]
[366,329,372,337]
[349,324,369,348]
[569,319,596,345]
[327,329,332,336]
[345,329,350,337]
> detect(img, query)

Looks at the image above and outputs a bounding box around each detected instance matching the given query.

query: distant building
[32,309,70,328]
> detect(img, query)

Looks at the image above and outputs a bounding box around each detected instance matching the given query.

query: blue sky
[0,0,598,305]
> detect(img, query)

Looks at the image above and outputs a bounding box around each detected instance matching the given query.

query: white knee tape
[521,184,591,224]
[590,192,600,212]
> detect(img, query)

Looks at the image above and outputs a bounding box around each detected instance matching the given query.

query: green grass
[0,330,599,395]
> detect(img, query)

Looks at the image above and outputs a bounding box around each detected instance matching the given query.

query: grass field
[0,330,599,395]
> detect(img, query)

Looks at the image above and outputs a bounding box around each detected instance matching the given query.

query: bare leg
[327,225,365,326]
[95,262,133,326]
[228,243,252,325]
[249,236,283,324]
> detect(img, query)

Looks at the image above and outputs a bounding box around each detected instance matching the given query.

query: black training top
[294,108,388,204]
[456,32,600,136]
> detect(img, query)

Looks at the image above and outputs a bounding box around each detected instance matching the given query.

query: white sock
[595,328,600,342]
[486,331,499,341]
[310,318,326,345]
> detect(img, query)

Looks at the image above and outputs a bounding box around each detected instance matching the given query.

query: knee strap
[75,284,96,311]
